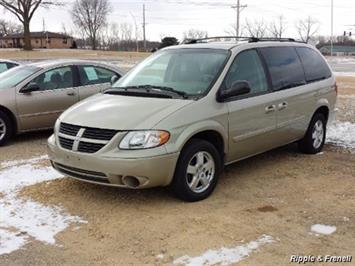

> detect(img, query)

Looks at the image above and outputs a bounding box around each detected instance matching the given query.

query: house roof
[320,45,355,53]
[0,31,72,39]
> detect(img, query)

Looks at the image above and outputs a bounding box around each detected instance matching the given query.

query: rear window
[296,47,332,82]
[259,47,306,91]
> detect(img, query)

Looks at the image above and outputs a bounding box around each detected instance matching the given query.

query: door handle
[265,105,276,113]
[67,91,76,96]
[278,102,288,110]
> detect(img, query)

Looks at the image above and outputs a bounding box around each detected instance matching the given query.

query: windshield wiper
[142,85,188,99]
[107,85,188,99]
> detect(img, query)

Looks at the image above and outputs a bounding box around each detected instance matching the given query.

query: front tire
[298,113,326,154]
[0,111,13,146]
[171,139,222,202]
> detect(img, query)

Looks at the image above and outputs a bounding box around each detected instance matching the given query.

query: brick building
[0,31,74,49]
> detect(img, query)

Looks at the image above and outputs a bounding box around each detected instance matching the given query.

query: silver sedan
[0,59,124,145]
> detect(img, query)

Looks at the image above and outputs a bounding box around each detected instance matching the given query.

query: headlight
[119,130,170,150]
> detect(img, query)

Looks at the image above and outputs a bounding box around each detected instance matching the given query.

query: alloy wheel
[186,151,215,193]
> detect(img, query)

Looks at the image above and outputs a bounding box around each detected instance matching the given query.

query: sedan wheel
[0,117,6,142]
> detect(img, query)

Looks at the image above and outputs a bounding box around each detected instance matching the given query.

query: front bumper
[47,135,179,189]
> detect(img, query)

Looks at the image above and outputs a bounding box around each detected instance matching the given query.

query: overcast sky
[2,0,355,41]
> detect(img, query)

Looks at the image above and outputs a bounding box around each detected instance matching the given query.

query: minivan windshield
[0,65,41,90]
[112,48,230,97]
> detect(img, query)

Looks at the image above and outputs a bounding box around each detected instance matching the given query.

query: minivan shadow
[12,130,53,145]
[65,143,301,204]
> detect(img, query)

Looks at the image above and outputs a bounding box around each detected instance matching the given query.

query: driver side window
[32,66,73,91]
[224,49,268,96]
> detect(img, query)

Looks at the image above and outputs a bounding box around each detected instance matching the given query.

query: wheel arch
[172,121,228,163]
[313,105,329,123]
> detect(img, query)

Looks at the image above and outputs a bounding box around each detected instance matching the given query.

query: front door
[17,66,79,131]
[224,49,278,162]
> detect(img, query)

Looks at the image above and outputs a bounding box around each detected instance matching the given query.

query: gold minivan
[48,38,337,201]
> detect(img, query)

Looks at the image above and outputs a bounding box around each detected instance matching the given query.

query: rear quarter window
[296,47,332,82]
[259,47,306,91]
[0,63,8,73]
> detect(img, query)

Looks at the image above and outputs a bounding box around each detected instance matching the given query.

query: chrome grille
[82,128,118,141]
[58,136,74,150]
[59,123,80,136]
[78,141,105,154]
[58,123,118,153]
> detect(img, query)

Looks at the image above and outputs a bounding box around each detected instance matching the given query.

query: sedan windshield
[0,65,41,90]
[112,48,229,96]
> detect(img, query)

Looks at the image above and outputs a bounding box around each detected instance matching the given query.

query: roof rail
[181,36,304,44]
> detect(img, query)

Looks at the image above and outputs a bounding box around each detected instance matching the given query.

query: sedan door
[223,49,278,162]
[16,66,79,131]
[77,65,121,100]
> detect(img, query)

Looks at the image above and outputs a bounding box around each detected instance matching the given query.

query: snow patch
[0,229,27,255]
[311,224,336,235]
[173,234,274,266]
[0,155,48,168]
[327,121,355,151]
[0,157,86,255]
[334,72,355,77]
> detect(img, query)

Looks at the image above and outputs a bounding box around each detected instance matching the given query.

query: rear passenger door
[77,65,120,100]
[224,49,278,162]
[259,46,311,144]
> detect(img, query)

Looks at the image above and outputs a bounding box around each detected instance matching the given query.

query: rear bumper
[47,135,179,189]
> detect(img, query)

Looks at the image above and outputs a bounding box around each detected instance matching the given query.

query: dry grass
[336,76,355,84]
[336,76,355,95]
[0,48,150,60]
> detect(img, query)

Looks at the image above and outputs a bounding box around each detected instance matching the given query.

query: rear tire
[171,139,222,202]
[298,113,326,154]
[0,110,13,146]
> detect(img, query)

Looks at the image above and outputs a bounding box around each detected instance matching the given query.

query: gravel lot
[0,51,354,265]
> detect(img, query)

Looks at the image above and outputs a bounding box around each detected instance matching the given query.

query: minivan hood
[59,94,193,130]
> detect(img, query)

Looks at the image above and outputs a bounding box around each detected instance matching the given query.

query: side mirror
[110,75,119,85]
[217,81,251,102]
[21,82,40,93]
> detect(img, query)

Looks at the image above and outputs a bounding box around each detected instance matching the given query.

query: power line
[142,3,146,51]
[231,0,247,37]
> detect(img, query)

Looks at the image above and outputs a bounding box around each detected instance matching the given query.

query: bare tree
[183,29,208,40]
[244,19,268,38]
[269,15,286,38]
[295,16,319,43]
[0,0,62,50]
[71,0,110,50]
[119,22,133,41]
[0,19,21,37]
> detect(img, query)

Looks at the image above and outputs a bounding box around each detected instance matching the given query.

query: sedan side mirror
[110,75,120,85]
[217,81,251,102]
[21,82,40,94]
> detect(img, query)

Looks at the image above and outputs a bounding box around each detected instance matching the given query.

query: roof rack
[181,36,303,44]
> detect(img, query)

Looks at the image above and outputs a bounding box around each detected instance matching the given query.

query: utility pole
[330,0,334,56]
[143,4,146,52]
[231,0,247,37]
